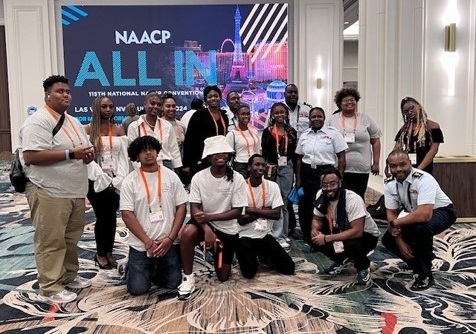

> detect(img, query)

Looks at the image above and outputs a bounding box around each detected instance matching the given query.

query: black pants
[87,180,119,256]
[298,164,331,242]
[316,232,378,270]
[382,205,457,277]
[343,172,369,200]
[237,234,295,278]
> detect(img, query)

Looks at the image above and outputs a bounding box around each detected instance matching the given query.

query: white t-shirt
[189,168,248,234]
[128,116,182,168]
[239,179,284,239]
[226,128,261,163]
[327,112,382,173]
[19,108,89,198]
[313,189,380,237]
[120,166,188,251]
[296,125,348,165]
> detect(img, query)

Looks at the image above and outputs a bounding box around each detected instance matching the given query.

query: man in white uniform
[383,149,456,291]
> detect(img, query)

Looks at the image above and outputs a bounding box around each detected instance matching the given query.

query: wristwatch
[68,150,75,159]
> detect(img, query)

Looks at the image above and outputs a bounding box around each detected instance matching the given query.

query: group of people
[19,75,456,305]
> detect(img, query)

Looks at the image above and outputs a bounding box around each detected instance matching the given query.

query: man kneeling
[236,154,295,278]
[310,167,379,285]
[120,136,188,295]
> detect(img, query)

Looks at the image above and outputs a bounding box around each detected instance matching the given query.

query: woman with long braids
[177,135,247,300]
[392,97,443,174]
[261,102,298,250]
[86,96,129,269]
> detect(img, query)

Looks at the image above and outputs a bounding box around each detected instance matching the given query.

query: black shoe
[410,275,434,291]
[94,254,113,270]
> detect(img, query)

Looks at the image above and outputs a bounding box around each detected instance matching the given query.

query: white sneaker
[66,275,92,289]
[278,239,291,251]
[177,274,196,300]
[38,290,77,304]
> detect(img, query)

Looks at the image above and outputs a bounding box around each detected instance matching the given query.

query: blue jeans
[126,245,182,296]
[271,162,294,239]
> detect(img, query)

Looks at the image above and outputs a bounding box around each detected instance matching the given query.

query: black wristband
[68,150,75,159]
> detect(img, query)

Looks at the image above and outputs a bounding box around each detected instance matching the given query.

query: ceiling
[343,0,359,28]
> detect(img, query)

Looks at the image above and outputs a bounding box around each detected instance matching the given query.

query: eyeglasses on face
[321,181,339,189]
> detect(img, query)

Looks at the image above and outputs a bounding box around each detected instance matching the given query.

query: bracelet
[65,150,70,160]
[323,235,326,244]
[146,241,154,250]
[167,235,174,242]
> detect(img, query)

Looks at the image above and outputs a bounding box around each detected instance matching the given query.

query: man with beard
[224,91,241,131]
[382,149,456,291]
[310,167,379,285]
[236,154,295,278]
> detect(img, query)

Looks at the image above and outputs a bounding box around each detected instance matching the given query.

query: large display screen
[62,3,289,128]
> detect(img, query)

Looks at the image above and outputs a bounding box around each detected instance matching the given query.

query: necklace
[144,116,155,129]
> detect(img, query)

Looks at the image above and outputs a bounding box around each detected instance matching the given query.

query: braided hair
[89,96,115,163]
[396,97,432,151]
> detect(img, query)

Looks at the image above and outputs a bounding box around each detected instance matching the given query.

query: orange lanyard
[208,108,226,135]
[99,123,113,151]
[341,113,358,133]
[326,205,334,234]
[139,167,162,211]
[237,127,257,156]
[272,125,288,156]
[141,117,163,142]
[45,105,83,147]
[247,178,266,208]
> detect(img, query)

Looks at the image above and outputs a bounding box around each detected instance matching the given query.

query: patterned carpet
[0,163,475,333]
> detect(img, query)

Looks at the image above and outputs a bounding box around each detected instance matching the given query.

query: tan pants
[25,182,86,296]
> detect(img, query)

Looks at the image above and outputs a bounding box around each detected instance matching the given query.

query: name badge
[254,218,268,232]
[149,209,164,224]
[344,132,355,143]
[101,152,114,171]
[333,241,345,253]
[278,156,287,167]
[408,153,417,165]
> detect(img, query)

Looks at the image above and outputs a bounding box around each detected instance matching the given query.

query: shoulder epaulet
[412,171,423,178]
[384,177,395,184]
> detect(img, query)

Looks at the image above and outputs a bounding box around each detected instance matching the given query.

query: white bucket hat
[201,135,234,159]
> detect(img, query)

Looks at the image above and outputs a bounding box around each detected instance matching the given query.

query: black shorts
[187,219,238,265]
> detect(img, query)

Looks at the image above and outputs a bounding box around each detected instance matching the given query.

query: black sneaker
[410,275,434,291]
[324,258,353,275]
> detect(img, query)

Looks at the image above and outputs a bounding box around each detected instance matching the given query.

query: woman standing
[182,85,229,178]
[392,97,443,174]
[161,93,186,158]
[261,102,297,249]
[86,96,129,269]
[295,107,348,245]
[226,104,260,178]
[328,87,382,199]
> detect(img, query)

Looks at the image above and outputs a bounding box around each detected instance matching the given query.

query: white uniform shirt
[327,112,382,173]
[287,103,311,138]
[128,116,182,168]
[19,108,89,198]
[313,189,380,237]
[239,179,284,239]
[296,125,348,165]
[384,168,452,212]
[189,168,248,235]
[120,166,188,251]
[226,128,261,163]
